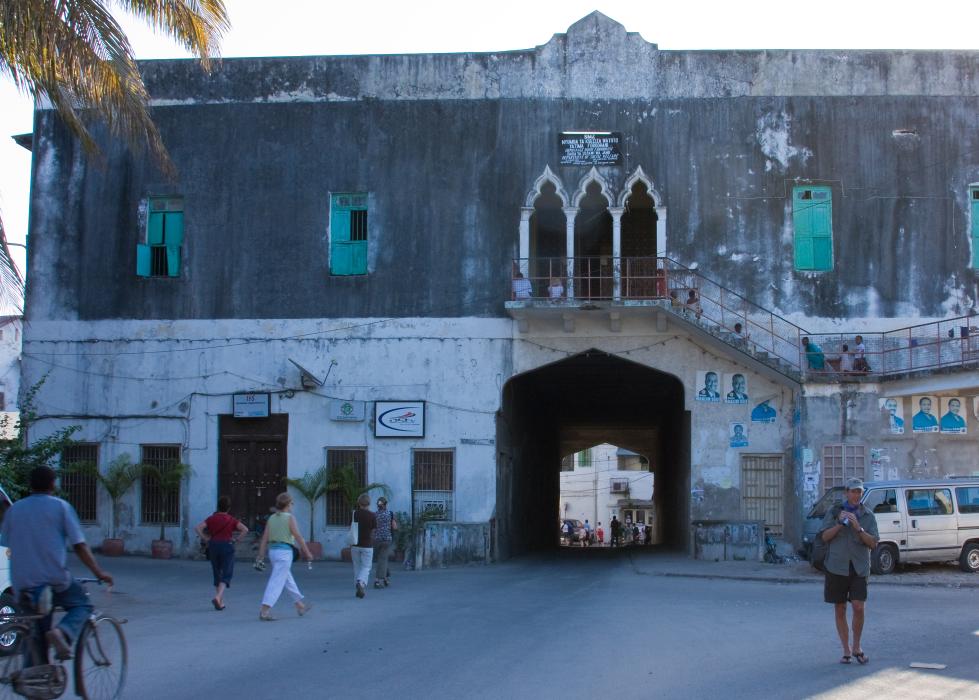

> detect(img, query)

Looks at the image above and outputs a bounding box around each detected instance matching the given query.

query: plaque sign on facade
[232,392,270,418]
[559,131,623,166]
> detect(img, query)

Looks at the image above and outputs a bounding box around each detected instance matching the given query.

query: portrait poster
[910,395,939,433]
[879,397,905,435]
[751,400,777,423]
[729,422,748,448]
[374,401,425,438]
[939,397,967,434]
[724,373,749,405]
[695,370,720,403]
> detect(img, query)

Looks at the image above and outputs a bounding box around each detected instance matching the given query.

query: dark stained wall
[24,13,979,322]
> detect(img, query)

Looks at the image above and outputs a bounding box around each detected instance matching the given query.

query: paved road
[60,551,979,699]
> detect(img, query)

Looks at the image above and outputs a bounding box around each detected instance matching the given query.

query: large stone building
[19,12,979,562]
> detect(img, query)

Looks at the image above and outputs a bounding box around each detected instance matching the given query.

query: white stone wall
[559,443,654,526]
[0,319,21,412]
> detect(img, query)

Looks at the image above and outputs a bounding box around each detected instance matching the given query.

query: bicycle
[763,528,785,564]
[0,578,127,700]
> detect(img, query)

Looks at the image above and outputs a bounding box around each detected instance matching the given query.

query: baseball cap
[845,477,864,491]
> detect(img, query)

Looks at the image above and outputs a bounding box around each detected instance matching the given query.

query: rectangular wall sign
[233,392,270,418]
[374,401,425,438]
[559,131,622,166]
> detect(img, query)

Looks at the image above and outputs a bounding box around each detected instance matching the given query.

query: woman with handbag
[372,497,397,588]
[194,495,249,611]
[256,492,313,620]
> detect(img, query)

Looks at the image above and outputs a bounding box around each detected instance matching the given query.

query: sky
[0,0,975,286]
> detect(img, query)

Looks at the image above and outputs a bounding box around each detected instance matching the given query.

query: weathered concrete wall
[417,522,491,569]
[22,317,507,557]
[797,373,979,536]
[25,15,979,325]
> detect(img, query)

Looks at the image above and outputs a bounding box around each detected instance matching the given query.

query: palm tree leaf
[0,216,24,313]
[115,1,230,69]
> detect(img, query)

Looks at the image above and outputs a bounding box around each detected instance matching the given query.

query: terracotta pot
[101,538,124,556]
[340,546,352,563]
[306,541,323,560]
[151,539,173,559]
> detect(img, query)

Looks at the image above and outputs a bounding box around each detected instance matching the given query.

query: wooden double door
[218,414,288,531]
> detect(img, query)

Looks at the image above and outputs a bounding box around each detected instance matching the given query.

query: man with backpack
[818,478,879,665]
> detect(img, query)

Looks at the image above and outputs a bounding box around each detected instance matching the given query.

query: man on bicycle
[0,466,114,660]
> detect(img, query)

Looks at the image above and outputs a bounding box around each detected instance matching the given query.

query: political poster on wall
[695,370,720,402]
[751,400,777,423]
[729,422,748,447]
[724,373,748,404]
[879,397,905,434]
[910,395,939,433]
[939,397,967,434]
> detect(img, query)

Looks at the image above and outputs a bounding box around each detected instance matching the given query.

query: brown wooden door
[218,415,288,531]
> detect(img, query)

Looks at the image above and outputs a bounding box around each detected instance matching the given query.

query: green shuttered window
[137,197,184,278]
[330,193,368,275]
[971,188,979,269]
[792,186,833,272]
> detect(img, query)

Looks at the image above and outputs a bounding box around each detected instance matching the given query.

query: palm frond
[0,0,229,176]
[0,216,24,313]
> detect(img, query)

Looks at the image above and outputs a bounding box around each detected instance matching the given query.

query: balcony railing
[509,256,979,381]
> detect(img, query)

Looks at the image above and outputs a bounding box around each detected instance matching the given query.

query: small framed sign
[374,401,425,438]
[233,392,270,418]
[559,131,623,166]
[330,399,366,422]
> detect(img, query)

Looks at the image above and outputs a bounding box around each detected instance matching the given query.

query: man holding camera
[819,477,879,665]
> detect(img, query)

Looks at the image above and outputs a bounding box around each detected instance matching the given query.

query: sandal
[296,602,313,617]
[839,655,852,664]
[211,598,225,611]
[853,652,869,665]
[259,612,276,621]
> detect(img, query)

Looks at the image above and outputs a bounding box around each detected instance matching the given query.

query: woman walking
[352,493,377,598]
[194,495,249,611]
[256,492,313,621]
[372,497,397,588]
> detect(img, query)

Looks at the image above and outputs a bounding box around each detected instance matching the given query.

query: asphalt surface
[52,549,979,699]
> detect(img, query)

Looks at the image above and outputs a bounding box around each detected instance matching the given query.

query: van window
[808,487,845,518]
[955,486,979,514]
[864,488,898,514]
[906,488,954,516]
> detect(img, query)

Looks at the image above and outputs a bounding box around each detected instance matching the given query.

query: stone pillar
[518,207,533,277]
[656,207,668,257]
[609,206,625,300]
[563,207,578,299]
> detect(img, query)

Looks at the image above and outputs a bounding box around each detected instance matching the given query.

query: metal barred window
[140,445,181,525]
[61,444,99,522]
[326,449,366,526]
[413,450,454,521]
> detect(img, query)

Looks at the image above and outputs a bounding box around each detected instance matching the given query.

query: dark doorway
[496,351,688,559]
[218,414,288,530]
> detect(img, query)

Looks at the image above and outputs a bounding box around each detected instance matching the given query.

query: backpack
[810,505,842,572]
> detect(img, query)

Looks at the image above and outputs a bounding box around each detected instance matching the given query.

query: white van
[802,478,979,575]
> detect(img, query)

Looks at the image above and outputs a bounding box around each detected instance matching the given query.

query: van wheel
[0,591,21,654]
[872,544,897,575]
[959,543,979,573]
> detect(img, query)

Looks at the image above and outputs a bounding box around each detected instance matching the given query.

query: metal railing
[509,257,979,381]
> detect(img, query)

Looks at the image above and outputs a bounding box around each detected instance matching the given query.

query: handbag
[347,511,359,547]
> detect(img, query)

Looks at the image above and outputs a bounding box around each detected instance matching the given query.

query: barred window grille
[821,444,866,491]
[140,445,181,525]
[326,449,366,526]
[413,450,454,521]
[61,444,98,522]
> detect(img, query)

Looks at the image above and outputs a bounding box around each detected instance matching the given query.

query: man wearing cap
[819,477,879,665]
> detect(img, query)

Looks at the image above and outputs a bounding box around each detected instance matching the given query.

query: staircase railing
[510,257,979,380]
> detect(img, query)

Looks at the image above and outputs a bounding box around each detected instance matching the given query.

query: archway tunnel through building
[496,350,689,558]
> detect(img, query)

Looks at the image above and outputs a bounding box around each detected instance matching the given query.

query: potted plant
[70,454,141,556]
[140,461,192,559]
[392,510,412,562]
[326,465,390,562]
[285,465,328,560]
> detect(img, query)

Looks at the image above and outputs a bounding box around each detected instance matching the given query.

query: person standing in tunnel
[610,516,621,547]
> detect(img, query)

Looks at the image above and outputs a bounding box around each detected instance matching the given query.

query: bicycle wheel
[0,623,29,700]
[73,617,126,700]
